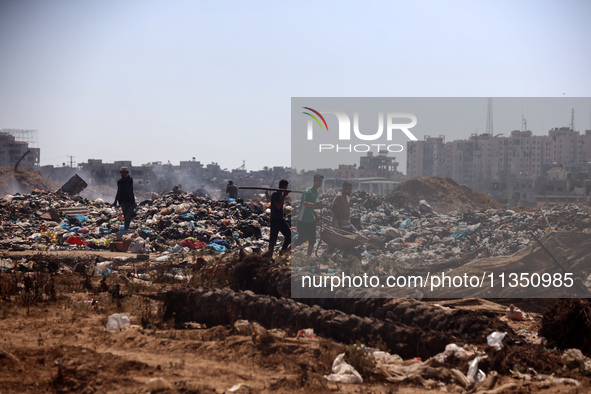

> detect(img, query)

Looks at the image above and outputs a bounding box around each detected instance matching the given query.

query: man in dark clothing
[268,179,291,256]
[226,180,238,199]
[114,166,136,231]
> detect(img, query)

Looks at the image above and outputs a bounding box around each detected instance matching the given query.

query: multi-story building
[0,129,40,169]
[408,127,591,184]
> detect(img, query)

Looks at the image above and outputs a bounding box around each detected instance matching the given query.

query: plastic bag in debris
[419,200,432,213]
[178,213,195,221]
[372,350,403,364]
[178,238,206,249]
[400,219,412,229]
[66,236,87,246]
[433,343,470,363]
[210,237,232,249]
[211,244,226,253]
[95,261,112,277]
[156,255,169,262]
[227,383,251,392]
[173,203,191,214]
[105,313,130,333]
[297,328,316,339]
[487,331,506,350]
[561,348,591,371]
[324,353,363,384]
[452,228,467,240]
[75,214,88,222]
[129,238,145,253]
[467,356,487,383]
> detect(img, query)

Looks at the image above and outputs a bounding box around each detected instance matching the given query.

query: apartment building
[408,128,591,184]
[0,130,40,169]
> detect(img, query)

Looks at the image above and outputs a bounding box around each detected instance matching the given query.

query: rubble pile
[388,176,506,213]
[0,190,272,256]
[296,190,591,267]
[0,167,60,196]
[3,182,591,271]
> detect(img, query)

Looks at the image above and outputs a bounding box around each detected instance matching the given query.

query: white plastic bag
[487,331,507,350]
[105,313,131,333]
[467,356,487,383]
[324,353,363,384]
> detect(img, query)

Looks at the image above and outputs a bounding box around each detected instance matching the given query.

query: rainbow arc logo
[302,107,329,132]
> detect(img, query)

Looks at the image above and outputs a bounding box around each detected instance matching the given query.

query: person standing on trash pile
[295,174,324,256]
[332,181,355,232]
[226,180,238,199]
[268,179,291,256]
[114,166,136,231]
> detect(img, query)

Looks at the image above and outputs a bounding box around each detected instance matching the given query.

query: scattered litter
[562,348,591,371]
[467,356,487,383]
[433,343,471,363]
[145,377,171,391]
[487,332,507,350]
[324,353,363,384]
[296,328,316,339]
[227,383,251,392]
[506,304,524,320]
[105,313,131,333]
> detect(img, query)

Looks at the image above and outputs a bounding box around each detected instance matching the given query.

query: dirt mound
[0,167,60,196]
[540,299,591,356]
[389,176,506,213]
[159,287,451,359]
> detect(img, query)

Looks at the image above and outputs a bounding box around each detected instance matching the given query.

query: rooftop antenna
[570,108,575,131]
[67,155,76,168]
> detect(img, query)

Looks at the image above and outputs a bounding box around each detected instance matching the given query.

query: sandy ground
[0,250,589,393]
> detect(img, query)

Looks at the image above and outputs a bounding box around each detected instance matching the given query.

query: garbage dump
[1,171,591,392]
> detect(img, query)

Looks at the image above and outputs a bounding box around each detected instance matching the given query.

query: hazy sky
[1,0,590,172]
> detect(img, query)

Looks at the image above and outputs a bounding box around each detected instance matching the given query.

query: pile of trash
[0,190,274,257]
[388,176,506,214]
[290,189,591,266]
[3,181,591,268]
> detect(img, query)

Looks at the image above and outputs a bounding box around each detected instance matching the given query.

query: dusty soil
[389,176,507,213]
[0,251,589,393]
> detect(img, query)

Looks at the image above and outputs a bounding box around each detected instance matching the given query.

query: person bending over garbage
[113,166,136,231]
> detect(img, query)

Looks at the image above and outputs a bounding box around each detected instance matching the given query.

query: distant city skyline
[292,98,591,173]
[1,1,590,172]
